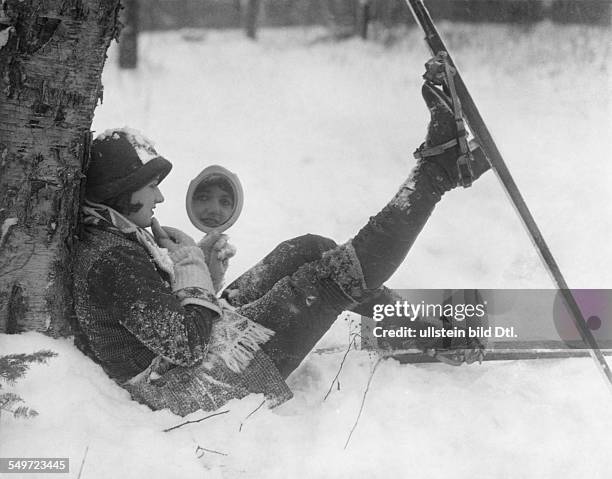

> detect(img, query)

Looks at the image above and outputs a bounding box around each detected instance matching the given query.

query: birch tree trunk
[0,0,121,335]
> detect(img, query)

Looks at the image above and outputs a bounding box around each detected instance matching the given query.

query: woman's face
[192,184,234,228]
[126,179,165,228]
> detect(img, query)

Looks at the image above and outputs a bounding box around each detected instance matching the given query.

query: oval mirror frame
[186,165,244,233]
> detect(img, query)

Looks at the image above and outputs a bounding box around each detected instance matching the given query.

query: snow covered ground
[1,22,611,478]
[1,331,611,478]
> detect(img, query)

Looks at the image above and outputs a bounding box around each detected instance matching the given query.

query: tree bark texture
[0,0,121,335]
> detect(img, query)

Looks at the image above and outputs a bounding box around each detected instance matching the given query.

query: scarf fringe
[212,321,275,374]
[208,304,275,374]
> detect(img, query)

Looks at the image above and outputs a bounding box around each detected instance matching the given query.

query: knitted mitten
[198,233,237,293]
[169,246,220,313]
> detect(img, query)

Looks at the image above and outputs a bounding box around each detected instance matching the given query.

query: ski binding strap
[422,51,475,188]
[413,138,458,159]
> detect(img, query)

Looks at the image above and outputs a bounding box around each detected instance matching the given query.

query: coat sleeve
[88,244,219,367]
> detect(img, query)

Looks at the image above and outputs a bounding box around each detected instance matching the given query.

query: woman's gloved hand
[198,231,237,292]
[151,218,217,294]
[151,218,197,251]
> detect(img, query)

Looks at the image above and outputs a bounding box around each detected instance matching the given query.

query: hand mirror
[186,165,244,233]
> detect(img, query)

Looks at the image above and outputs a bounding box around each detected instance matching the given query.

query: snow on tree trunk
[0,0,121,335]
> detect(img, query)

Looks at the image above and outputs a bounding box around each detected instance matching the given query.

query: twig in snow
[323,332,361,401]
[163,410,229,432]
[344,356,382,450]
[239,399,266,432]
[195,445,228,458]
[77,445,89,479]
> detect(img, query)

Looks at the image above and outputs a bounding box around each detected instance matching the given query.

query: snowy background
[1,22,611,478]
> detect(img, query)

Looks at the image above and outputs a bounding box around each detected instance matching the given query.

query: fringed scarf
[81,200,275,375]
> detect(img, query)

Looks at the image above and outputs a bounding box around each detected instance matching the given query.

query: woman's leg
[223,236,411,376]
[234,246,361,378]
[232,83,490,377]
[223,234,338,307]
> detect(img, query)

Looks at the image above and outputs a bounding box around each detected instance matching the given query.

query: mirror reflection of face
[192,184,235,228]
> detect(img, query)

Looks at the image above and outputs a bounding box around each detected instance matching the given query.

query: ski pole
[403,0,612,393]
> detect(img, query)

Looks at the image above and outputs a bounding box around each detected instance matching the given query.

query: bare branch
[323,332,360,401]
[77,445,89,479]
[344,356,382,450]
[163,409,229,433]
[239,399,266,432]
[195,445,228,457]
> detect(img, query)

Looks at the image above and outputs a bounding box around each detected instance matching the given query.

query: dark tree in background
[0,0,122,335]
[245,0,261,39]
[357,1,371,39]
[119,0,139,68]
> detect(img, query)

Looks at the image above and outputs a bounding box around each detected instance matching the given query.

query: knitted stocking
[350,82,490,292]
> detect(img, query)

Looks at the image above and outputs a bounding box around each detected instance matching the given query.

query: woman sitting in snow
[73,80,490,416]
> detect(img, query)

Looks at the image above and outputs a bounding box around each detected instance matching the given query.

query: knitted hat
[85,128,173,202]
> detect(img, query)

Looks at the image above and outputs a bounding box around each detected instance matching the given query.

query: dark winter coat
[73,223,292,416]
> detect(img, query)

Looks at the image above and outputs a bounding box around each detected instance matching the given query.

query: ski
[315,342,612,363]
[391,342,612,363]
[402,0,612,392]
